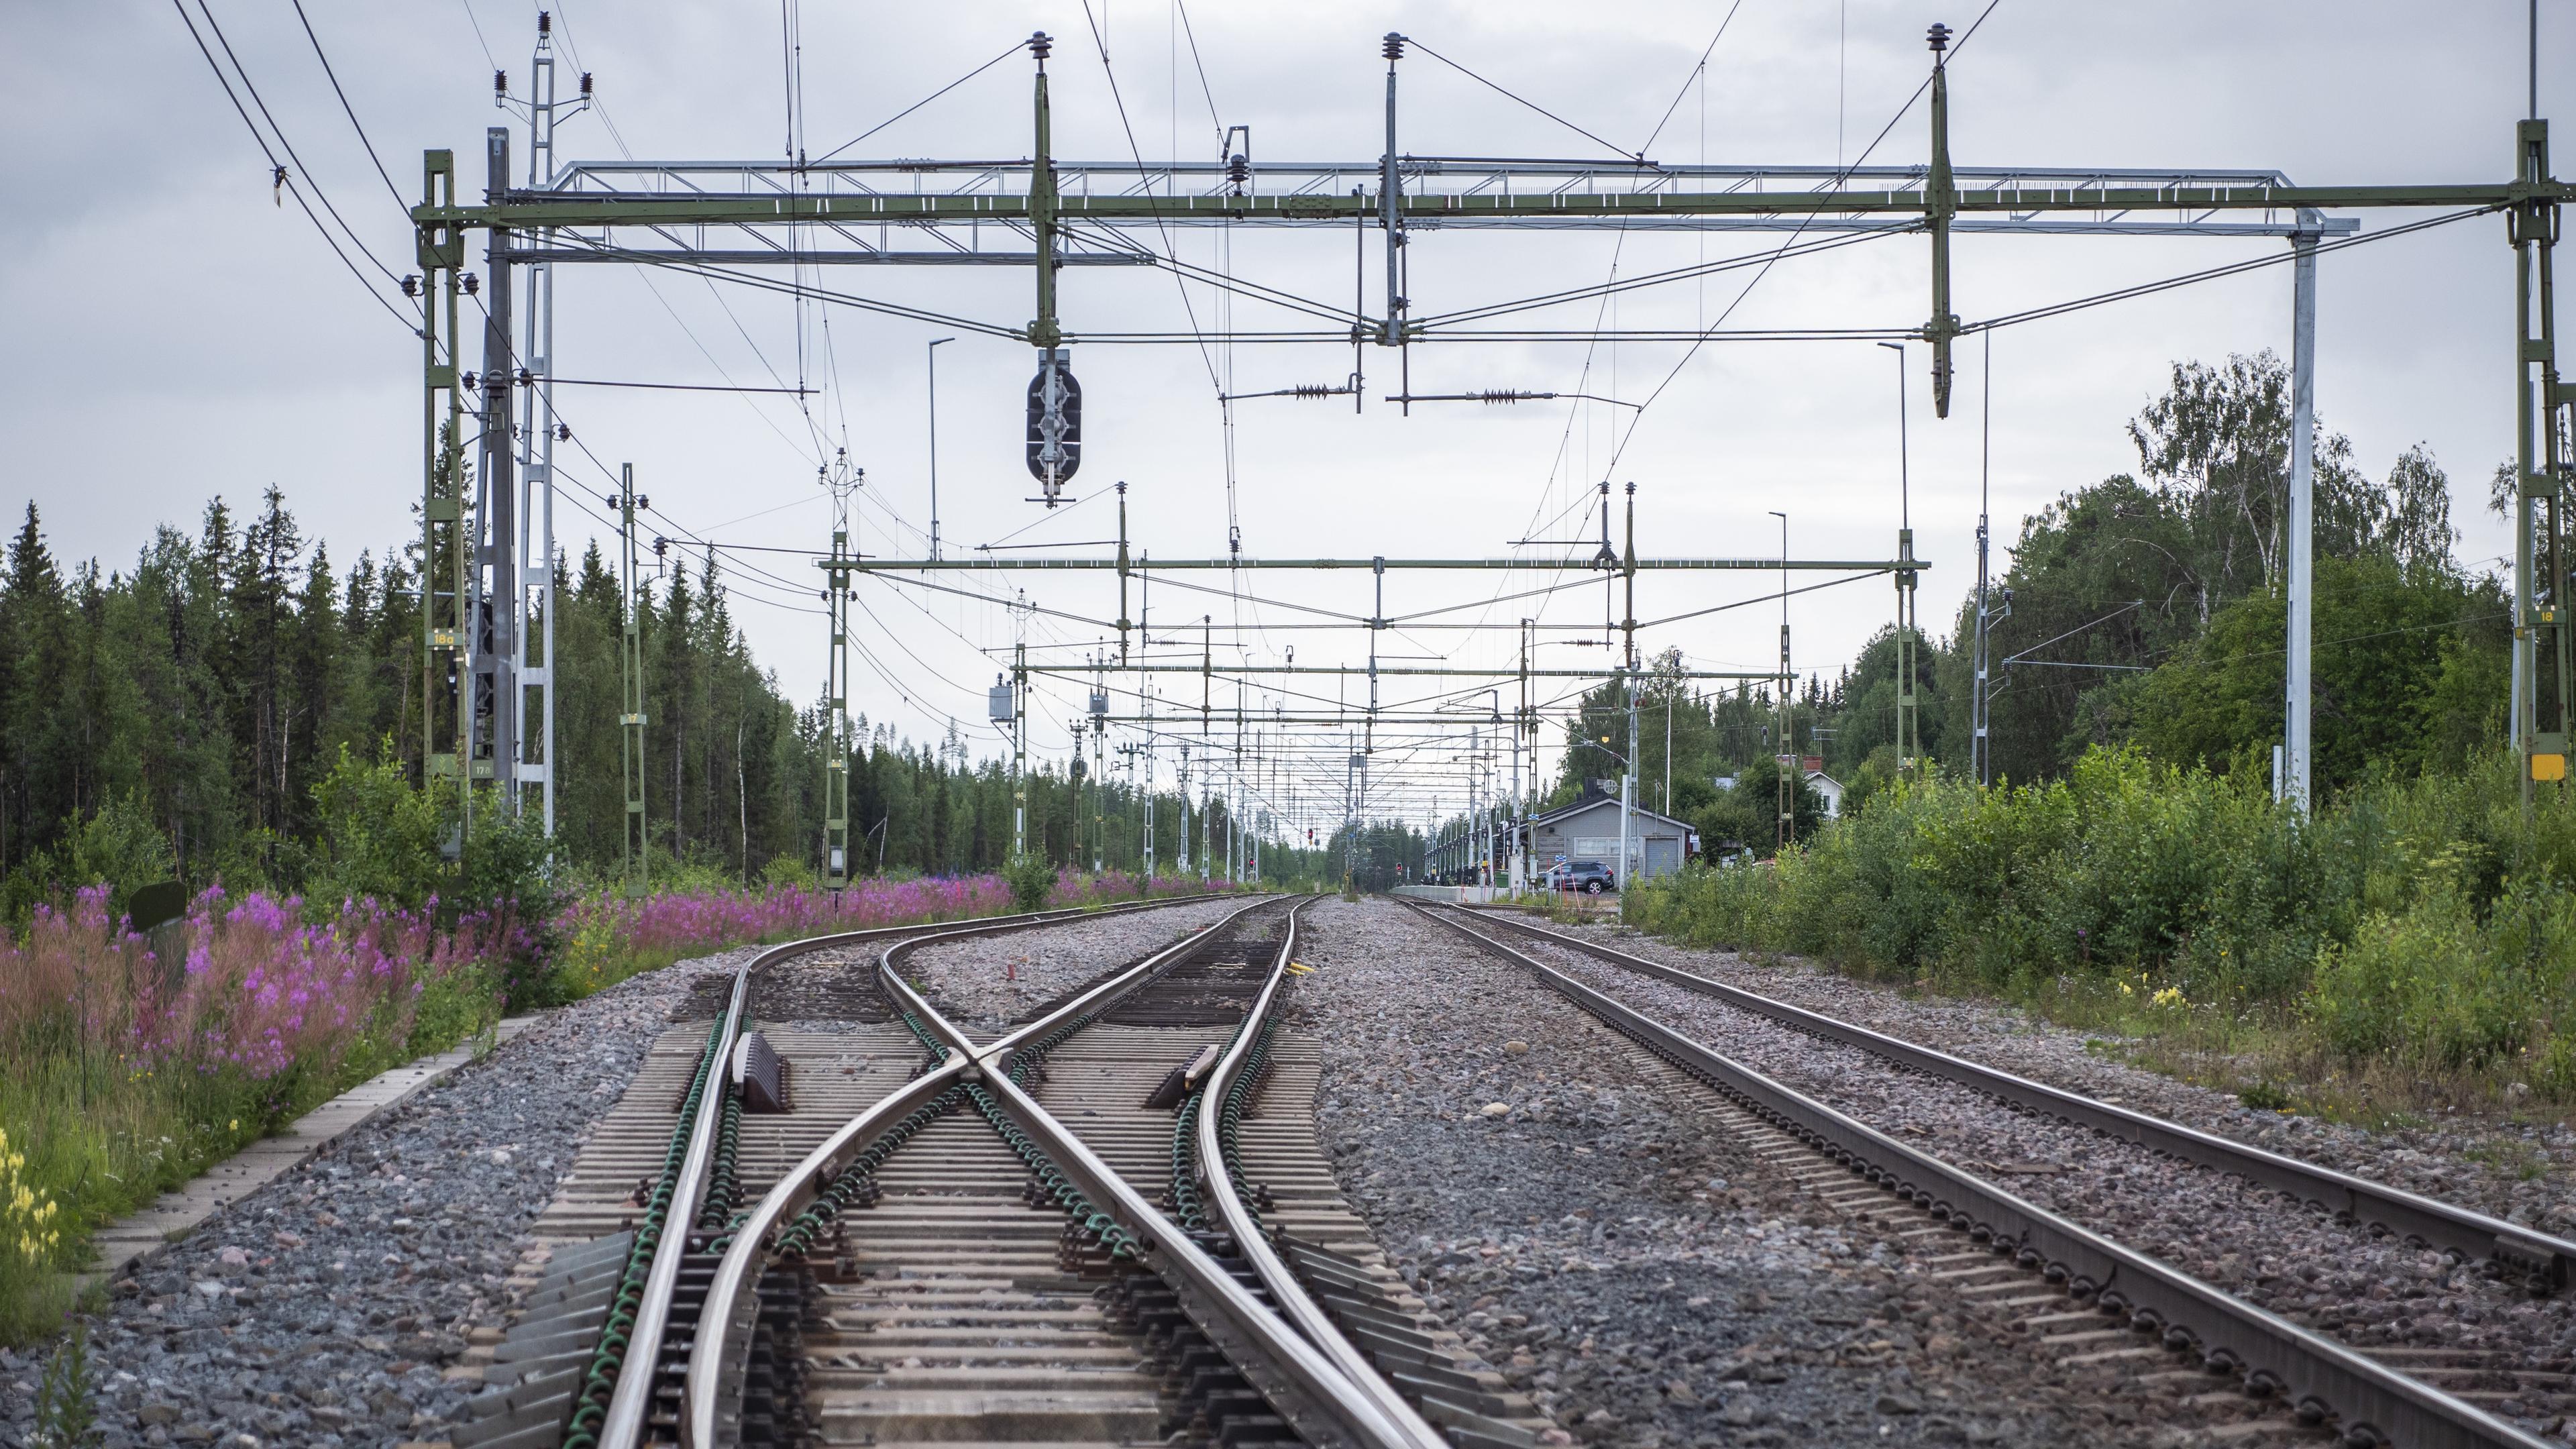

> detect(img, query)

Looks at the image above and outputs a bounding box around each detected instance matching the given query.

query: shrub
[1627,744,2576,1091]
[1002,854,1055,912]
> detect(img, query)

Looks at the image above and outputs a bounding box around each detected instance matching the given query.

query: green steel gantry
[412,24,2576,823]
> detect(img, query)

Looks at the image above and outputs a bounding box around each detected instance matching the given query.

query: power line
[1405,38,1646,164]
[168,0,419,334]
[809,38,1029,164]
[1603,0,2006,477]
[192,0,408,290]
[288,0,407,212]
[1971,206,2493,335]
[454,0,498,68]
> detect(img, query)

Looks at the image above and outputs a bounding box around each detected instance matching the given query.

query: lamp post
[927,336,956,560]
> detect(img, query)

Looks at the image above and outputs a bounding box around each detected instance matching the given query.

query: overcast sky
[1,1,2561,835]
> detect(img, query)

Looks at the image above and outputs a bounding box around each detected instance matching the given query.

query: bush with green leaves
[1002,853,1055,911]
[1629,746,2576,1089]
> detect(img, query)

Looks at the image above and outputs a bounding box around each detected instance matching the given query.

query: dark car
[1556,859,1617,894]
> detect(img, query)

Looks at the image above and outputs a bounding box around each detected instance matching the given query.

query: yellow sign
[2535,753,2567,783]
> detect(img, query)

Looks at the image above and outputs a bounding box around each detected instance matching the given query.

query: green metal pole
[2515,119,2569,803]
[417,149,470,820]
[824,523,853,888]
[1924,23,1961,419]
[1028,34,1059,352]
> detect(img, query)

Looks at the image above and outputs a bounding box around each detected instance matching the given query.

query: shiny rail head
[1407,900,2555,1449]
[1433,900,2576,1295]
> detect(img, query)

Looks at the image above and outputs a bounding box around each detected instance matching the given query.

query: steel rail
[1189,899,1450,1449]
[684,894,1441,1449]
[1409,902,2553,1449]
[676,896,1266,1447]
[879,898,1445,1449]
[591,956,750,1448]
[587,891,1230,1449]
[1436,905,2576,1291]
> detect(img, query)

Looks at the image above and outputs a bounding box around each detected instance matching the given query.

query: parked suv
[1556,859,1617,894]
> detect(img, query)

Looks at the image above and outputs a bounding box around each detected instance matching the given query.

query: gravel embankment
[1507,930,2576,1434]
[1548,917,2576,1240]
[0,943,765,1449]
[1294,898,2186,1449]
[900,896,1255,1037]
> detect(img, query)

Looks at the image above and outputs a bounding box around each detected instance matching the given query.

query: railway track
[454,892,1507,1449]
[1407,899,2573,1449]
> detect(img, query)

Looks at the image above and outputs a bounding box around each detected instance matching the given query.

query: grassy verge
[0,871,1232,1342]
[1624,747,2576,1130]
[0,949,497,1340]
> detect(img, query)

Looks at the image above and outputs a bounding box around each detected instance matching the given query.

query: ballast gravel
[899,896,1256,1036]
[1546,916,2576,1242]
[1292,897,2192,1449]
[1507,923,2576,1436]
[0,943,767,1449]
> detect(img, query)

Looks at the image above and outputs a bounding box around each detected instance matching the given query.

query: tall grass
[0,868,1232,1342]
[0,886,506,1339]
[1627,748,2576,1110]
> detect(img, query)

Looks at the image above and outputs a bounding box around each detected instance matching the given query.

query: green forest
[1,350,2507,911]
[0,492,1361,918]
[1527,351,2509,855]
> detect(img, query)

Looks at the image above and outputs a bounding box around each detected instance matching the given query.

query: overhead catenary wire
[1403,37,1650,165]
[168,0,421,334]
[191,0,410,292]
[809,38,1030,165]
[1969,205,2495,334]
[1599,0,2007,479]
[289,0,407,212]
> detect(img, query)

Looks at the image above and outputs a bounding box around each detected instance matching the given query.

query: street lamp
[927,337,956,559]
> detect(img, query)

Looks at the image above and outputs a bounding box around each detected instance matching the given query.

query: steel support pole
[620,466,648,891]
[417,150,469,818]
[1028,36,1059,352]
[1974,333,1993,786]
[523,24,564,836]
[1924,24,1960,417]
[1379,35,1404,351]
[822,521,854,888]
[473,126,518,806]
[928,336,953,559]
[1013,642,1028,859]
[2284,216,2319,816]
[1513,619,1529,891]
[1772,512,1791,853]
[2512,118,2570,803]
[1621,672,1639,900]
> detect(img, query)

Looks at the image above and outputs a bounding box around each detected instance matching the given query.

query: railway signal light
[1024,348,1081,504]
